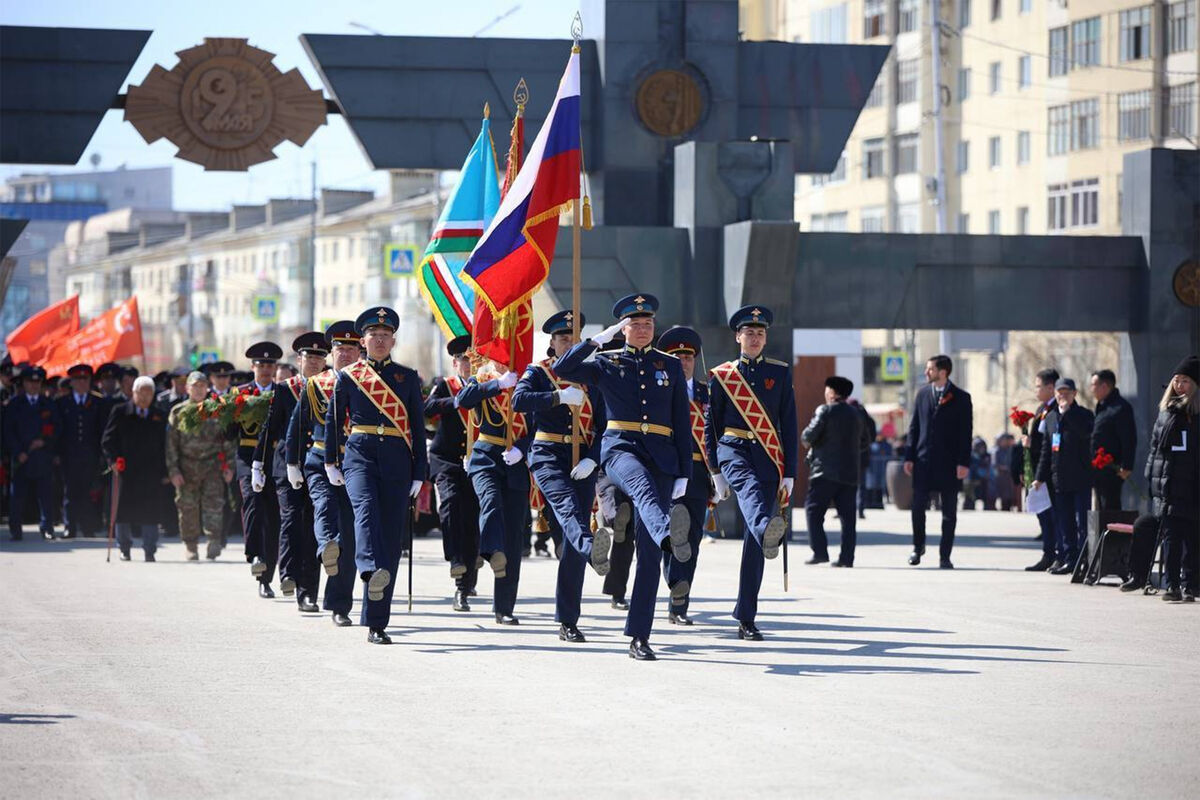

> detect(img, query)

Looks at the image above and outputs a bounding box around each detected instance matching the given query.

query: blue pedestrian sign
[881,351,907,382]
[384,243,419,278]
[252,295,280,322]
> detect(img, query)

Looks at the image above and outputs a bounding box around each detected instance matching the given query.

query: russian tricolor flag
[462,48,580,317]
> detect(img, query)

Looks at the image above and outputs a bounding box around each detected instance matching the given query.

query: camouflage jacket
[166,401,237,479]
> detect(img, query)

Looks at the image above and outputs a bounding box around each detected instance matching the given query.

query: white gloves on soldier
[571,457,597,480]
[591,319,627,346]
[671,477,688,500]
[409,479,423,499]
[557,385,585,407]
[495,371,518,390]
[286,464,304,490]
[781,477,795,499]
[502,447,524,466]
[711,473,731,501]
[251,462,265,493]
[325,464,345,486]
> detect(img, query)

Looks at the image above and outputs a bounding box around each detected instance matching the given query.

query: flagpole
[570,16,583,469]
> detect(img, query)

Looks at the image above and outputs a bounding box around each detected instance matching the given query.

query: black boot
[257,582,275,599]
[1163,585,1183,602]
[738,622,764,641]
[1119,576,1143,592]
[628,638,656,660]
[452,589,471,612]
[1025,557,1054,572]
[367,628,392,644]
[558,624,586,643]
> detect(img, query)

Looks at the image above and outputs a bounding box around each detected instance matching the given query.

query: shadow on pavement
[0,713,76,725]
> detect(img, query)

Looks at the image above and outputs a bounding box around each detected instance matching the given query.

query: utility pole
[309,161,317,330]
[929,0,948,234]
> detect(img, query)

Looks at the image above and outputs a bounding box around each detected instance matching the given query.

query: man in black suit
[55,364,106,538]
[1088,369,1136,510]
[101,376,170,561]
[1032,378,1095,574]
[903,355,972,568]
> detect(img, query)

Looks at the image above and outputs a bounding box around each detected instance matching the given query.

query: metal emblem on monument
[1173,260,1200,308]
[125,38,327,170]
[634,67,705,138]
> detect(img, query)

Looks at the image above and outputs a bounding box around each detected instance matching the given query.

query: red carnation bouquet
[114,457,126,473]
[1009,406,1035,433]
[1091,447,1116,471]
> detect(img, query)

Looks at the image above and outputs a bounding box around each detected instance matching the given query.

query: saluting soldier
[166,371,236,560]
[555,293,693,661]
[324,307,427,644]
[55,363,105,539]
[455,353,533,625]
[705,305,797,641]
[424,334,482,612]
[513,310,612,642]
[3,365,61,541]
[236,342,282,598]
[286,321,360,627]
[657,326,713,625]
[255,333,326,614]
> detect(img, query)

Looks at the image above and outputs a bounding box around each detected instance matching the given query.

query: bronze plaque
[635,69,704,138]
[1173,260,1200,308]
[125,38,327,171]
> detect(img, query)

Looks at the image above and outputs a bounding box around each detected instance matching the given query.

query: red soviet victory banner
[41,297,144,375]
[4,295,80,364]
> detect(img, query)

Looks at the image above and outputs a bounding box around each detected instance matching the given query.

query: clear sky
[1,0,579,210]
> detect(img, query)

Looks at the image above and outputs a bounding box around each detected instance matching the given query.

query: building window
[1048,105,1070,155]
[863,138,885,179]
[348,239,355,259]
[989,136,1001,168]
[865,71,885,108]
[895,203,920,233]
[1166,83,1197,139]
[1071,98,1099,150]
[898,0,919,33]
[1017,130,1031,164]
[1169,1,1196,53]
[989,62,1001,94]
[957,68,972,102]
[894,133,919,174]
[1119,6,1152,61]
[897,59,919,104]
[988,209,1001,234]
[991,0,1001,21]
[861,206,886,232]
[1071,178,1099,228]
[959,0,971,28]
[1071,17,1101,68]
[1020,0,1031,13]
[1018,55,1031,88]
[1118,90,1152,141]
[864,0,886,38]
[1017,206,1030,234]
[812,152,848,186]
[331,241,339,261]
[1047,183,1068,231]
[1049,27,1069,76]
[956,140,970,174]
[824,212,848,232]
[811,3,848,43]
[956,213,970,234]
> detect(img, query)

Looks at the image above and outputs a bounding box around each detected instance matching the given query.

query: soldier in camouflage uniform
[167,371,236,560]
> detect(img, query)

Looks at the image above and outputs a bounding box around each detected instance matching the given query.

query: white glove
[557,385,585,406]
[711,473,731,501]
[671,477,688,500]
[286,464,304,490]
[570,457,597,480]
[409,479,423,499]
[502,446,524,466]
[251,462,265,493]
[591,319,627,346]
[496,371,517,390]
[325,464,345,486]
[782,477,795,499]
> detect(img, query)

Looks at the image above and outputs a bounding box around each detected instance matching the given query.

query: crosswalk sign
[384,243,419,278]
[881,351,907,382]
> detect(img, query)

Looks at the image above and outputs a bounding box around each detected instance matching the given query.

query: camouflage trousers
[176,463,228,551]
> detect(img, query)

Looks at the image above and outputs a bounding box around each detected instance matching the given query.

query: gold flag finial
[484,102,490,119]
[513,78,529,112]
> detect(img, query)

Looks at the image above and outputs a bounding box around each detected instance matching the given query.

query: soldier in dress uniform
[513,310,613,642]
[286,321,360,627]
[455,352,533,625]
[324,307,427,644]
[204,361,236,397]
[95,362,122,400]
[3,365,61,541]
[657,326,714,625]
[424,334,482,612]
[55,364,105,539]
[255,333,325,613]
[555,294,693,661]
[705,305,797,641]
[237,341,282,598]
[167,371,236,560]
[156,367,188,414]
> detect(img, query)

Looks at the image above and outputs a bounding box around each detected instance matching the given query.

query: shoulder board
[651,348,678,360]
[90,390,104,398]
[764,357,788,367]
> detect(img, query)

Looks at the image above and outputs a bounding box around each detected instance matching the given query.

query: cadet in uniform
[237,342,282,598]
[166,371,236,560]
[513,310,612,642]
[255,333,325,613]
[55,364,105,539]
[155,367,188,414]
[705,305,797,641]
[325,307,427,644]
[556,294,693,661]
[204,361,236,398]
[455,354,532,625]
[424,334,481,612]
[286,320,360,627]
[3,365,60,541]
[657,326,713,625]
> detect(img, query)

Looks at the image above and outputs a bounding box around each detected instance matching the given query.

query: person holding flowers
[1015,368,1059,572]
[1032,377,1094,575]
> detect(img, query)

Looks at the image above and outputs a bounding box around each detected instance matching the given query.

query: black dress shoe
[42,530,55,541]
[939,558,954,569]
[331,612,353,627]
[805,555,829,565]
[1162,586,1183,602]
[1025,557,1054,571]
[119,549,131,561]
[297,595,320,613]
[144,553,156,562]
[1050,562,1074,575]
[1183,588,1196,603]
[495,613,520,625]
[908,551,922,566]
[8,532,22,542]
[831,560,852,568]
[611,598,629,610]
[558,624,586,642]
[738,622,764,641]
[452,590,471,612]
[534,544,550,558]
[629,638,656,661]
[1047,559,1064,572]
[367,627,392,644]
[257,582,275,599]
[668,611,693,626]
[1119,577,1144,592]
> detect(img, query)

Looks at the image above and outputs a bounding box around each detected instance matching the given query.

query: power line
[955,28,1200,77]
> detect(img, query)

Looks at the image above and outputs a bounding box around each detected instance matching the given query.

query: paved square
[1,508,1194,798]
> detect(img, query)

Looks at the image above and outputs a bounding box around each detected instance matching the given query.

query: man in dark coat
[1033,378,1095,574]
[101,376,170,561]
[802,376,869,567]
[903,355,973,568]
[3,365,61,541]
[55,363,106,538]
[155,367,189,415]
[1088,369,1136,510]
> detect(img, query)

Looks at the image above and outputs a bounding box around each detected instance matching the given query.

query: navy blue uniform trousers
[470,458,527,617]
[434,464,479,592]
[531,454,597,626]
[662,459,708,615]
[277,482,318,598]
[10,472,55,537]
[343,438,411,630]
[717,441,780,625]
[306,466,357,615]
[239,469,280,584]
